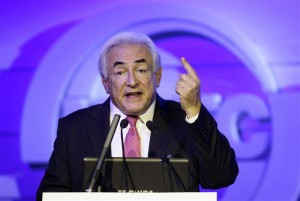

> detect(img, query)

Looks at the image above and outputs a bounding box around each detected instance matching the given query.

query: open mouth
[125,92,143,97]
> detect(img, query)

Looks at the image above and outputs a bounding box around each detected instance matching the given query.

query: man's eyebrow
[135,58,147,64]
[113,61,124,67]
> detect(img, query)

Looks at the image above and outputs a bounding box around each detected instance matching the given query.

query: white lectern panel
[43,192,217,201]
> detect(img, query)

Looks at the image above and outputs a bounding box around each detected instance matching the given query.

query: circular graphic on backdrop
[21,3,299,201]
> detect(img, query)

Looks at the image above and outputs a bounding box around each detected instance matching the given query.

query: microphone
[146,121,167,159]
[86,114,121,192]
[120,118,129,191]
[120,119,128,129]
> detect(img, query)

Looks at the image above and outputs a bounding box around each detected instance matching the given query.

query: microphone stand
[146,121,187,192]
[162,155,187,192]
[86,114,121,192]
[120,119,129,191]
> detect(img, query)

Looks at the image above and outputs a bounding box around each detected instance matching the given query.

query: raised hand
[175,57,202,118]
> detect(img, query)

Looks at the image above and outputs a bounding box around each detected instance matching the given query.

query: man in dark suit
[37,32,238,200]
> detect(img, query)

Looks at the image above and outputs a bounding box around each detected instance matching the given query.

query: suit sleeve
[190,105,239,189]
[36,119,71,201]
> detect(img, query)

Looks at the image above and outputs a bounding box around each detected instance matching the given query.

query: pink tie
[124,116,140,157]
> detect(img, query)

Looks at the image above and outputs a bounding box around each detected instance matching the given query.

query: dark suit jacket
[37,95,238,200]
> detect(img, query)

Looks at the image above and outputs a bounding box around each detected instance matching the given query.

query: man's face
[102,44,162,116]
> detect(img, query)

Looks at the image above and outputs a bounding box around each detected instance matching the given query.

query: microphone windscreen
[120,119,128,128]
[146,121,156,131]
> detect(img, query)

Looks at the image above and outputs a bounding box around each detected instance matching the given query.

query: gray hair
[98,32,161,78]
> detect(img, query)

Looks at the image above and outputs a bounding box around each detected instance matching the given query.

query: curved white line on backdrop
[21,2,277,162]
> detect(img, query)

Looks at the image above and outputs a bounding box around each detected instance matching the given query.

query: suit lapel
[86,99,111,156]
[148,95,178,157]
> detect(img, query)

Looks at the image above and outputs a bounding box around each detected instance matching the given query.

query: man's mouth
[125,92,143,97]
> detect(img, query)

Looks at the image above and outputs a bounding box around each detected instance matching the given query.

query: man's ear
[155,66,162,87]
[101,76,110,94]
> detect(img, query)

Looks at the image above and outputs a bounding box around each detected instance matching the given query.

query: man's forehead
[113,58,147,67]
[107,44,152,64]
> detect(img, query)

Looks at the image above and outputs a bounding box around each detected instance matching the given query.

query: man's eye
[114,71,124,76]
[137,69,148,74]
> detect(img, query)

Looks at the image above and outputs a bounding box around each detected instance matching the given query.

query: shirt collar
[110,98,156,125]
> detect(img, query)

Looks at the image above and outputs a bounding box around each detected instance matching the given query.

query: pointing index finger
[180,57,198,79]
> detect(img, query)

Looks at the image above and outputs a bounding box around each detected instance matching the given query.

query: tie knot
[127,116,138,127]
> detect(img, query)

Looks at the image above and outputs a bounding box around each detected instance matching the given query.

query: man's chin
[122,106,147,116]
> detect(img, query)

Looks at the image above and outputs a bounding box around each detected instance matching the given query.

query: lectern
[43,192,217,201]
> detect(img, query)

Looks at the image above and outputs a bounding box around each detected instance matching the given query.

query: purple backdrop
[1,1,299,201]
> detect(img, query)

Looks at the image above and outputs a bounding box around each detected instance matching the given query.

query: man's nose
[127,71,139,87]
